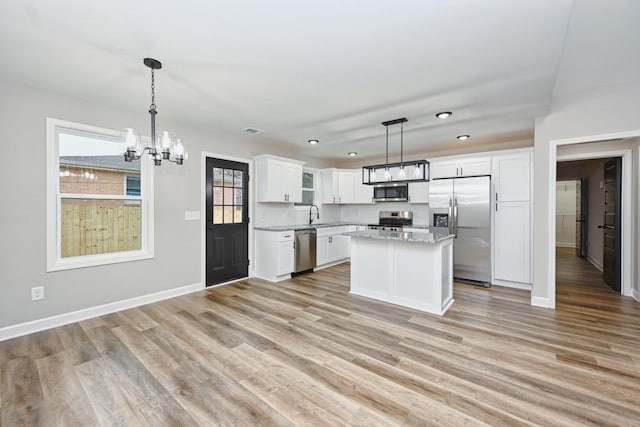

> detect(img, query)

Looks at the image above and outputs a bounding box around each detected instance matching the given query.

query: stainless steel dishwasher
[294,228,317,273]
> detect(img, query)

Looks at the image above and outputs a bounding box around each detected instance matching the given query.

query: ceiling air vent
[242,127,263,134]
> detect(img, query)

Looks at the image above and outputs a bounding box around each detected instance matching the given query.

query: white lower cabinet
[315,226,352,268]
[255,230,294,282]
[277,239,294,276]
[494,203,531,285]
[316,235,330,266]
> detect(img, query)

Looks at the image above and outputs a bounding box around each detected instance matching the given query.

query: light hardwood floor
[2,250,639,426]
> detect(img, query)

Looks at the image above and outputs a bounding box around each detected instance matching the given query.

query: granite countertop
[403,224,430,230]
[255,222,368,231]
[343,229,453,244]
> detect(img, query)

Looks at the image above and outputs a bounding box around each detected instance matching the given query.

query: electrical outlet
[31,286,44,301]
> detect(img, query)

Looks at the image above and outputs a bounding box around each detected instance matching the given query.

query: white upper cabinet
[321,169,372,204]
[430,157,491,179]
[255,155,304,203]
[354,169,374,204]
[408,181,429,203]
[493,152,531,202]
[338,171,356,203]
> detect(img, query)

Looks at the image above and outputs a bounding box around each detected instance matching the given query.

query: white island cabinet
[346,230,454,316]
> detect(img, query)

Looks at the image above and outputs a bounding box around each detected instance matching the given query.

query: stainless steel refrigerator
[429,176,491,286]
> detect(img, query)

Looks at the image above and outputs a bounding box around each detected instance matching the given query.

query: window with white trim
[46,118,154,271]
[295,170,316,206]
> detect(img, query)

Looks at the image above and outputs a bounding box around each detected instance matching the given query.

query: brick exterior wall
[59,166,140,195]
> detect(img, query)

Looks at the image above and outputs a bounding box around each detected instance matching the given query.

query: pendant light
[122,58,186,166]
[362,118,429,185]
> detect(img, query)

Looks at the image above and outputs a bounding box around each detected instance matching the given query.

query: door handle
[448,198,453,235]
[453,198,459,238]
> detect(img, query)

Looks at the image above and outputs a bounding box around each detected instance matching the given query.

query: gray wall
[0,80,330,329]
[533,80,640,307]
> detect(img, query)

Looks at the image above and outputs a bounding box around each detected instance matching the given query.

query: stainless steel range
[367,211,413,232]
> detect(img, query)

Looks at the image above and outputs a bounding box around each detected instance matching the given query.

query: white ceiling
[1,0,638,164]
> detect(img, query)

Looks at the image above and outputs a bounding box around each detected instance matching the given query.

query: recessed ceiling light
[457,135,470,141]
[347,152,357,157]
[435,111,452,119]
[308,139,319,145]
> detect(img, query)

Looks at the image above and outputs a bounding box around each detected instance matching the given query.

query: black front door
[206,157,249,286]
[601,158,622,292]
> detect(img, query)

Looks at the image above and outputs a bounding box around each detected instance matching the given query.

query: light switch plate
[185,211,201,221]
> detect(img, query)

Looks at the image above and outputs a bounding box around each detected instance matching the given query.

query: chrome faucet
[309,204,320,225]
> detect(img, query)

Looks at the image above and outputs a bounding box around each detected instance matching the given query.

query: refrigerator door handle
[448,198,453,235]
[453,198,459,238]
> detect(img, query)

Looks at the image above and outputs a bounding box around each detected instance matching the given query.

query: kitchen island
[344,229,454,316]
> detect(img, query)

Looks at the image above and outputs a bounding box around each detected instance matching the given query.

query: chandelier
[122,58,186,166]
[362,117,429,184]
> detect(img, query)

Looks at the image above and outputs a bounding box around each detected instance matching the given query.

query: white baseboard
[253,273,291,283]
[492,280,532,291]
[0,282,203,342]
[632,289,639,303]
[314,259,349,272]
[586,255,604,272]
[531,296,555,309]
[555,243,577,248]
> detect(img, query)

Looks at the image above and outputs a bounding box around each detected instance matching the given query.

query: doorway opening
[550,136,637,309]
[556,157,623,297]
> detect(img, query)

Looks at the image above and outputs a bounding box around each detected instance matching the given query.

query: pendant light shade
[362,117,429,185]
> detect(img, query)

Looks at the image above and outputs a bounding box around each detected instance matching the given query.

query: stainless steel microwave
[372,184,409,202]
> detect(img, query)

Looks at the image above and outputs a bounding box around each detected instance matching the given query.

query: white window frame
[294,167,318,208]
[46,118,154,272]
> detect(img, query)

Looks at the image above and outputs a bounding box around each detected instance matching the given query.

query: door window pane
[223,206,233,223]
[224,169,233,187]
[234,170,243,188]
[213,206,223,224]
[213,187,223,205]
[211,166,245,225]
[213,168,223,186]
[224,187,233,205]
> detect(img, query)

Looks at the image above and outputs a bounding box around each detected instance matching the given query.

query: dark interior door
[206,157,249,286]
[575,178,588,258]
[600,158,621,292]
